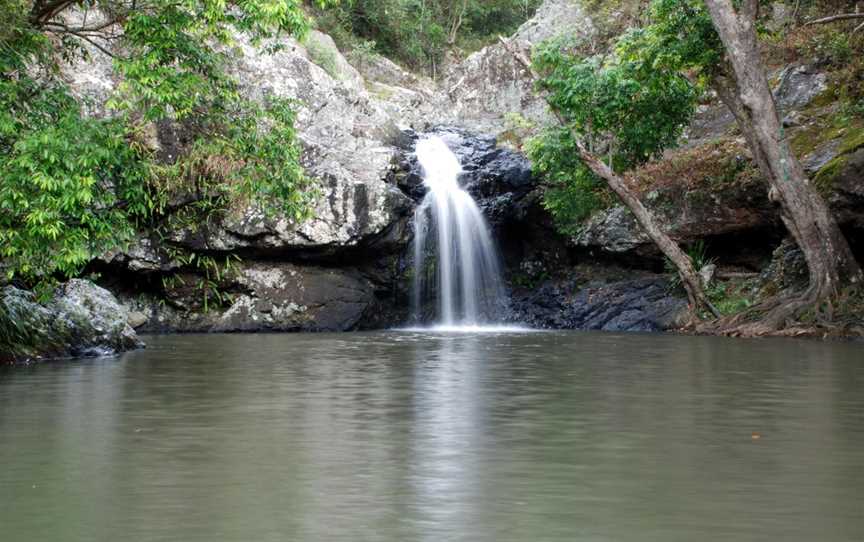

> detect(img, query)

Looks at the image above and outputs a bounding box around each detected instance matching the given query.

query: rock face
[122,262,379,333]
[1,280,142,364]
[513,0,596,44]
[434,1,595,138]
[53,0,853,338]
[508,274,688,332]
[61,16,436,333]
[205,32,417,252]
[576,169,779,262]
[774,64,828,111]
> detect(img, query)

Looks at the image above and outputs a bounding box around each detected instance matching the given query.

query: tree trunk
[704,0,862,329]
[499,37,719,319]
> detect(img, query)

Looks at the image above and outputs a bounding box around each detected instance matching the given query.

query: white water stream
[412,136,506,326]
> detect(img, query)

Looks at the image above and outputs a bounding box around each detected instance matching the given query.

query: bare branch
[42,19,118,34]
[804,13,864,26]
[44,27,117,58]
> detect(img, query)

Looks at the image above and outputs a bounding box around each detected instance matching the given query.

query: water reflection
[1,332,863,541]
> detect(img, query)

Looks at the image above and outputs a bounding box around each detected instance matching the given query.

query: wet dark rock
[508,276,688,332]
[759,238,809,295]
[394,127,539,228]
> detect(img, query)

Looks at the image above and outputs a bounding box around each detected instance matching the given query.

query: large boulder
[513,0,597,44]
[62,20,421,254]
[508,274,688,331]
[1,280,142,364]
[575,141,781,262]
[185,32,416,252]
[433,0,595,138]
[124,261,383,332]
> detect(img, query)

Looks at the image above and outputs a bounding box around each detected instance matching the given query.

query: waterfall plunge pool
[2,331,863,542]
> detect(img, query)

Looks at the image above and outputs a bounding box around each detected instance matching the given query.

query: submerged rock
[1,280,142,364]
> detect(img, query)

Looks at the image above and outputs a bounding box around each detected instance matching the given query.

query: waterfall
[412,135,506,326]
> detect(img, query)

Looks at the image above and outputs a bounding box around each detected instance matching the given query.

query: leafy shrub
[0,0,316,289]
[526,27,697,236]
[526,128,612,236]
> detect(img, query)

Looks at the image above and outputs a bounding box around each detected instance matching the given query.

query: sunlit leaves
[0,0,315,287]
[528,7,701,234]
[0,100,151,282]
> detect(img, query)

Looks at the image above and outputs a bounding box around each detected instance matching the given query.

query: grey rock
[63,21,423,254]
[432,0,596,137]
[774,65,827,110]
[825,147,864,228]
[301,30,366,92]
[802,138,842,173]
[699,263,717,288]
[125,262,376,332]
[577,207,649,253]
[351,52,435,94]
[513,0,596,44]
[759,238,808,294]
[1,280,142,363]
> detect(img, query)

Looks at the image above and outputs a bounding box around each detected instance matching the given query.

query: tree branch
[42,19,118,34]
[496,36,720,319]
[44,27,117,57]
[804,13,864,26]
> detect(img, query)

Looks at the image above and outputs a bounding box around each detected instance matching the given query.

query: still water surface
[1,331,863,541]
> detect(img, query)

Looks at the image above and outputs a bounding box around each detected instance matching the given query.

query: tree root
[693,285,864,339]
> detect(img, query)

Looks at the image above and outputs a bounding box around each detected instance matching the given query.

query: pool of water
[1,331,863,541]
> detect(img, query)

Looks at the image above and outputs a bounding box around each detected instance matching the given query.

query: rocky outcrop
[576,141,780,263]
[513,0,597,44]
[122,262,382,332]
[59,16,437,332]
[434,0,596,138]
[1,280,142,364]
[774,64,828,111]
[508,274,688,332]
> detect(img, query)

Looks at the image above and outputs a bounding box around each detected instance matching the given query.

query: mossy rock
[812,126,864,193]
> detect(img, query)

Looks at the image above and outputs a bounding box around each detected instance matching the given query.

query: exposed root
[694,285,864,339]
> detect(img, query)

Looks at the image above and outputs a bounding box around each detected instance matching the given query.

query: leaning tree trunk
[704,0,862,330]
[499,37,719,320]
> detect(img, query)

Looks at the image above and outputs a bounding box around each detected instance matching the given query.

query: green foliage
[615,0,723,82]
[348,38,378,70]
[314,0,541,74]
[0,37,152,282]
[0,292,45,362]
[0,0,316,288]
[706,281,753,316]
[526,128,610,235]
[527,29,697,234]
[687,240,715,271]
[665,240,715,291]
[533,37,696,168]
[161,252,241,312]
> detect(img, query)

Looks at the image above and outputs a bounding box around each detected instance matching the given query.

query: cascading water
[412,135,506,326]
